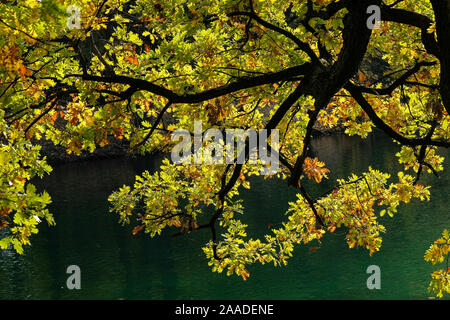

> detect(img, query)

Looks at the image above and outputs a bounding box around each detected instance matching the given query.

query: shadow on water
[0,131,448,299]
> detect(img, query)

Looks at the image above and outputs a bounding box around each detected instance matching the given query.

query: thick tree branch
[381,6,440,58]
[72,63,313,104]
[354,61,436,96]
[288,107,322,187]
[228,11,320,64]
[430,0,450,114]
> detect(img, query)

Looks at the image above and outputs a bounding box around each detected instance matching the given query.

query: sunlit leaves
[396,145,444,174]
[0,117,54,254]
[108,158,225,236]
[425,230,450,298]
[315,168,429,255]
[303,157,330,183]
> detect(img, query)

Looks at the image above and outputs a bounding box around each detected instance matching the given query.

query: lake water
[0,131,448,300]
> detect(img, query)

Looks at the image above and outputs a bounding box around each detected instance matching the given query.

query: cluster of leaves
[0,114,53,254]
[425,230,450,298]
[109,158,226,236]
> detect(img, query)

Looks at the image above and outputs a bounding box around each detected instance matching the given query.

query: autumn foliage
[0,0,449,296]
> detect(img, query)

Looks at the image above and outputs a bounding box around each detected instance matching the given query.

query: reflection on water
[0,131,448,299]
